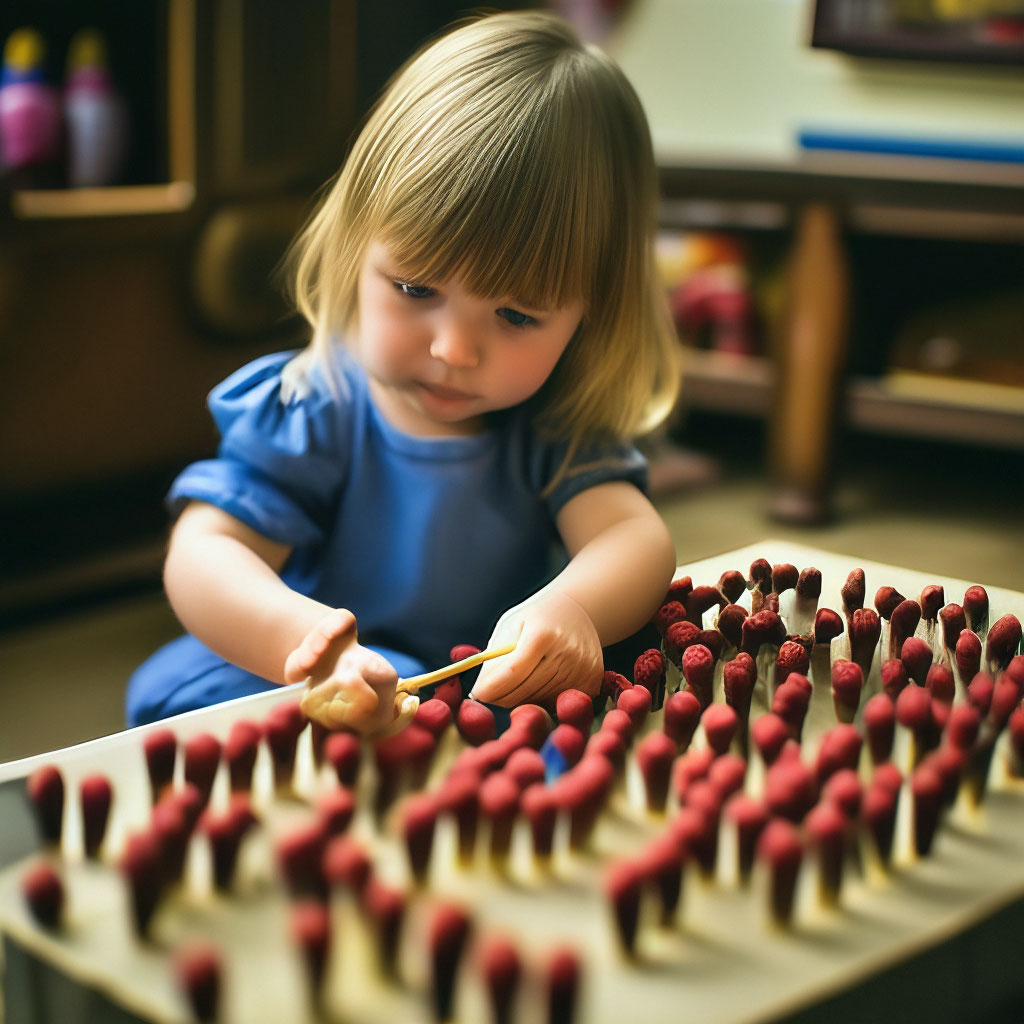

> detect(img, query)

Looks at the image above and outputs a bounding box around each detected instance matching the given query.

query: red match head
[751,713,790,767]
[900,637,934,687]
[919,585,945,622]
[841,568,866,615]
[616,685,652,730]
[796,566,822,601]
[880,658,910,701]
[323,834,372,893]
[479,934,522,1017]
[414,698,454,738]
[716,603,747,650]
[654,599,688,638]
[509,703,551,749]
[224,720,261,792]
[702,703,738,755]
[955,630,982,684]
[967,672,994,715]
[830,659,863,722]
[21,861,64,929]
[663,689,702,750]
[79,774,113,859]
[142,728,177,798]
[183,732,222,806]
[822,768,862,819]
[324,730,361,787]
[986,614,1023,672]
[895,684,932,732]
[276,822,328,898]
[456,699,497,747]
[718,569,746,603]
[317,787,356,838]
[771,563,798,594]
[707,753,747,800]
[813,608,844,645]
[633,648,667,694]
[740,610,786,656]
[556,688,595,733]
[26,764,65,845]
[939,603,967,650]
[636,731,677,812]
[775,640,810,687]
[874,586,905,621]
[962,586,989,631]
[864,693,896,764]
[174,943,222,1023]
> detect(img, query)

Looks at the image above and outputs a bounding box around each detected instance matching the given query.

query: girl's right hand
[286,609,417,734]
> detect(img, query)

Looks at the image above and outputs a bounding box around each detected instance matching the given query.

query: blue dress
[126,348,647,725]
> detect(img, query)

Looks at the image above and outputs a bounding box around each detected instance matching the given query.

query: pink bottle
[0,28,62,180]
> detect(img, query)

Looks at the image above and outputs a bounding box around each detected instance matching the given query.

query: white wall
[609,0,1024,166]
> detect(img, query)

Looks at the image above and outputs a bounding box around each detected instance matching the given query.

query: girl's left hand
[470,591,603,707]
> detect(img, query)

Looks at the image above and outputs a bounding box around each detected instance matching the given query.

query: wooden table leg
[769,202,849,524]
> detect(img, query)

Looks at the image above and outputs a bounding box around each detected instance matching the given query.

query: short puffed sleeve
[167,351,349,546]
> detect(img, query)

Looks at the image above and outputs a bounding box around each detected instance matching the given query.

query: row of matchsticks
[14,558,1024,1023]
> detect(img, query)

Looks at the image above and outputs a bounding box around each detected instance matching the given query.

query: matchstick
[396,642,517,695]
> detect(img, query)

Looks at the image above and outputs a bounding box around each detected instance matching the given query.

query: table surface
[2,539,1023,1024]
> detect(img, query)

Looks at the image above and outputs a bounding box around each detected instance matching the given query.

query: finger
[375,694,420,738]
[302,678,380,732]
[471,636,544,704]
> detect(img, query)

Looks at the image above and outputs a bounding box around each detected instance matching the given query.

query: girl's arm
[471,481,676,705]
[163,501,407,732]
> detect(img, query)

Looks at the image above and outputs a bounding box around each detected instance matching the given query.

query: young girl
[126,10,680,735]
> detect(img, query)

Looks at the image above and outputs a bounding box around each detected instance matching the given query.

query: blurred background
[1,0,1022,760]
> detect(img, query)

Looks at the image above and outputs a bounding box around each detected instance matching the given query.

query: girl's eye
[395,281,435,299]
[497,307,535,328]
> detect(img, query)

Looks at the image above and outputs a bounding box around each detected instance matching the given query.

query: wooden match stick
[396,642,516,694]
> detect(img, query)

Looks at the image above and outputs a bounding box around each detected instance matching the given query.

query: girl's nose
[429,322,479,368]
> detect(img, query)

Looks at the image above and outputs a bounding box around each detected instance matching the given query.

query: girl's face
[354,240,584,437]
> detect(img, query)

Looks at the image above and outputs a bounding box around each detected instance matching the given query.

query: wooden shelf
[11,183,195,219]
[681,349,1024,449]
[5,0,195,222]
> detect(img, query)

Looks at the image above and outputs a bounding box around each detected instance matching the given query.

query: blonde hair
[284,10,679,465]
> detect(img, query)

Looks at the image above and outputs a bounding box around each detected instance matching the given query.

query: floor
[2,424,1021,765]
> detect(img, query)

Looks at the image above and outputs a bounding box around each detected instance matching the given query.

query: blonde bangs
[356,38,608,313]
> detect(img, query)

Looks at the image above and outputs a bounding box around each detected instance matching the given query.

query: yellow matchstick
[396,642,516,694]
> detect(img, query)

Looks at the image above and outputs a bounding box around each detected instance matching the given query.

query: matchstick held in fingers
[397,642,517,694]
